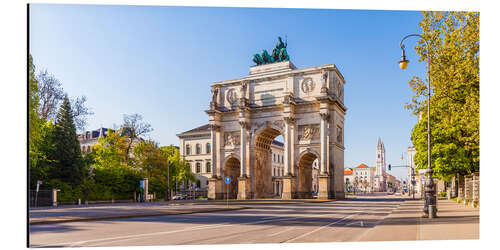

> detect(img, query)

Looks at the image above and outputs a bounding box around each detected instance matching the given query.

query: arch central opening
[254,127,282,198]
[297,151,319,199]
[224,157,240,199]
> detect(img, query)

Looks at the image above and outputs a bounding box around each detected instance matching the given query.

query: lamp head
[398,46,409,69]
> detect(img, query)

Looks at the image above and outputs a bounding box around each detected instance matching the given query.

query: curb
[29,206,247,225]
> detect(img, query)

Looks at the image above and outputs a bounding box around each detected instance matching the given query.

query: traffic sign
[225,176,231,184]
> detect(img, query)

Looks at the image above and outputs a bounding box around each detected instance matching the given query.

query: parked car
[172,195,184,200]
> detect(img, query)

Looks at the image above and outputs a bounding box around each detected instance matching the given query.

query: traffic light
[388,164,391,171]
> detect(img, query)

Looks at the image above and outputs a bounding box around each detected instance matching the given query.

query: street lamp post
[398,34,436,218]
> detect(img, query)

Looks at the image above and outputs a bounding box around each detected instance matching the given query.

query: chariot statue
[252,36,290,65]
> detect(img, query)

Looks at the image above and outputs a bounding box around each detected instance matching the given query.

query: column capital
[320,113,330,121]
[283,117,296,125]
[239,121,249,130]
[209,124,221,131]
[283,92,296,105]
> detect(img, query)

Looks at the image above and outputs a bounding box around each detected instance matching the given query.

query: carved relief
[336,126,343,143]
[301,78,315,93]
[298,125,320,141]
[226,88,238,104]
[224,132,240,146]
[210,88,219,109]
[321,70,329,94]
[273,120,284,131]
[334,75,344,101]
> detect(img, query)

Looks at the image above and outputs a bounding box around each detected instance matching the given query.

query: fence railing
[452,172,479,207]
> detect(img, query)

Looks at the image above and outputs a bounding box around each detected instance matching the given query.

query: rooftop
[355,163,370,169]
[178,124,210,135]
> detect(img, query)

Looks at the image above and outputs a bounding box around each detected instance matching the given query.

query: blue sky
[29,4,428,181]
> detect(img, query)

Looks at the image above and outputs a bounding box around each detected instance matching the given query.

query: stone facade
[206,61,346,200]
[177,124,213,192]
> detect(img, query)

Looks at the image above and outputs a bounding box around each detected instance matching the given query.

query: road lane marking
[283,214,356,243]
[269,227,296,236]
[35,215,304,247]
[345,220,364,227]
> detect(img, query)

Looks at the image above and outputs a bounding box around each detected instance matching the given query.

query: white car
[172,195,184,200]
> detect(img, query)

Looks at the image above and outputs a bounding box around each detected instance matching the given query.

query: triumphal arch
[205,39,346,200]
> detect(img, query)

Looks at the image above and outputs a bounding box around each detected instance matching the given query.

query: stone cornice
[211,64,344,88]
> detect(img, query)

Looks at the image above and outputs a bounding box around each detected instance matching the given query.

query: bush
[439,192,447,197]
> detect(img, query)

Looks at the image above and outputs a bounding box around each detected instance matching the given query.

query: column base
[208,177,223,200]
[318,175,333,199]
[281,176,296,199]
[237,176,251,200]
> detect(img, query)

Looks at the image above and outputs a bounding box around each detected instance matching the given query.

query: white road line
[268,227,296,237]
[36,215,303,247]
[283,214,356,243]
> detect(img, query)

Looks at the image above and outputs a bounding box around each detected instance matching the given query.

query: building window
[206,162,211,173]
[196,144,201,154]
[196,180,201,188]
[196,162,201,173]
[186,144,191,155]
[206,143,211,154]
[273,154,276,162]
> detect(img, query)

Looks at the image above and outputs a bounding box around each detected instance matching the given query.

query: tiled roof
[179,124,210,134]
[355,163,370,169]
[344,169,353,175]
[271,140,284,147]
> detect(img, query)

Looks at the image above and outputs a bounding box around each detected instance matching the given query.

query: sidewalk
[29,203,246,225]
[358,198,479,241]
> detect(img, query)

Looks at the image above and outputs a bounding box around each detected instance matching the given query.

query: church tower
[375,137,387,191]
[376,137,386,176]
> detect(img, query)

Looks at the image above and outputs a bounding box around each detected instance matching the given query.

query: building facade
[205,60,346,200]
[353,164,375,192]
[177,124,213,192]
[78,127,110,154]
[177,124,290,197]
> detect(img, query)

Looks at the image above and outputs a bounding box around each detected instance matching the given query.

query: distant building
[407,146,417,194]
[353,164,375,192]
[78,127,110,154]
[373,137,387,192]
[177,124,212,192]
[385,172,400,191]
[344,168,353,190]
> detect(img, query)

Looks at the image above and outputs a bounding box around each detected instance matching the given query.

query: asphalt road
[28,194,414,247]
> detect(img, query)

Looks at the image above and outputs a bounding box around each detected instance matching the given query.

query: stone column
[282,117,296,199]
[318,112,331,199]
[472,172,479,207]
[283,118,292,176]
[319,113,329,174]
[209,125,217,178]
[238,121,251,199]
[457,175,465,202]
[208,124,223,200]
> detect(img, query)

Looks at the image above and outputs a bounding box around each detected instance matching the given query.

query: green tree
[407,11,479,180]
[50,96,86,186]
[90,130,141,200]
[160,145,195,192]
